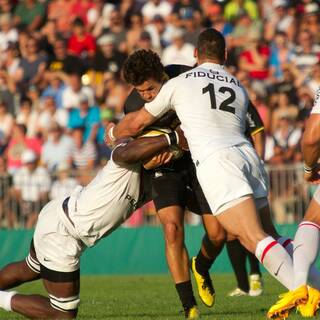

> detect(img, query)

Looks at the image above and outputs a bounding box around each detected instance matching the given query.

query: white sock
[256,236,294,290]
[278,236,320,290]
[293,221,320,289]
[0,291,16,311]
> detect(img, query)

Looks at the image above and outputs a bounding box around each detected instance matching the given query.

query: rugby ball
[138,127,184,168]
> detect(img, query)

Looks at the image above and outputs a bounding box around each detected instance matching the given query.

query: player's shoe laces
[184,305,200,319]
[296,286,320,317]
[191,256,215,307]
[249,274,263,296]
[227,288,248,297]
[267,285,308,319]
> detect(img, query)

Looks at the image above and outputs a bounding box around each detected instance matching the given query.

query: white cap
[21,149,37,164]
[273,0,287,8]
[171,28,185,40]
[97,34,115,46]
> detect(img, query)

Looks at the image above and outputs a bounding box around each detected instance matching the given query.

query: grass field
[0,273,307,319]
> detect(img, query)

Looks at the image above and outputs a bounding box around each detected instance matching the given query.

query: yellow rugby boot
[297,286,320,317]
[191,257,215,307]
[184,305,200,319]
[267,285,308,319]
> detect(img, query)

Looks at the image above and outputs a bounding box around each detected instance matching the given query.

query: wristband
[108,126,116,142]
[164,131,179,146]
[303,163,316,173]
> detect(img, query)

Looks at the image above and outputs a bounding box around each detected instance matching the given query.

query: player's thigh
[216,197,267,252]
[303,190,320,224]
[151,169,188,213]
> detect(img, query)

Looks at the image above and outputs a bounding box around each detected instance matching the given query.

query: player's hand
[105,122,116,147]
[143,150,173,170]
[304,164,320,184]
[175,126,189,151]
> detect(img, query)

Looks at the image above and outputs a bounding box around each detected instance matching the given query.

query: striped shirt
[71,141,97,168]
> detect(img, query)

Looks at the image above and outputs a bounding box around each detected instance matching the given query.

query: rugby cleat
[227,287,248,297]
[191,256,215,307]
[249,274,263,296]
[267,285,308,319]
[296,286,320,317]
[184,305,200,319]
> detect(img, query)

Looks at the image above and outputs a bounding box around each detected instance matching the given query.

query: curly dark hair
[123,49,165,86]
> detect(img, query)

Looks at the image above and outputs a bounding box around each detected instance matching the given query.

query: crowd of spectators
[0,0,319,228]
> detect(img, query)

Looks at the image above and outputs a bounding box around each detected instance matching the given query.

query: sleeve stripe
[250,126,265,136]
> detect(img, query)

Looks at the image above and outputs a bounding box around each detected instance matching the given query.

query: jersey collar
[198,62,225,70]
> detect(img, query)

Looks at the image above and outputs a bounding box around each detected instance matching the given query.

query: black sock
[246,248,261,276]
[175,281,197,309]
[195,250,213,277]
[226,240,249,293]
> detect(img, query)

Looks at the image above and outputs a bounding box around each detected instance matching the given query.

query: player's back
[66,157,141,247]
[168,63,249,163]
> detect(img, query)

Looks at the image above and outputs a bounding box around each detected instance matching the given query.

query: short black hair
[123,49,165,86]
[197,28,226,62]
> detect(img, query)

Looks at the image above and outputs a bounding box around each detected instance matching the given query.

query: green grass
[0,274,307,319]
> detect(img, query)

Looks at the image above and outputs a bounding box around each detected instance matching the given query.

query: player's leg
[0,241,40,290]
[152,168,198,318]
[226,239,250,296]
[157,205,198,315]
[191,214,225,307]
[5,269,79,319]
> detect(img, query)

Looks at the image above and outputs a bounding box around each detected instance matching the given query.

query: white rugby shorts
[33,198,85,273]
[196,143,269,215]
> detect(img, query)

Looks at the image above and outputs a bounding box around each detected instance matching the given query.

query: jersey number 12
[202,83,236,114]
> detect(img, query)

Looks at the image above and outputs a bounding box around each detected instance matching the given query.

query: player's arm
[302,89,320,183]
[246,100,265,159]
[112,134,177,165]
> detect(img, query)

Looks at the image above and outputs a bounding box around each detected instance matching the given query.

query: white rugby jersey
[145,62,250,164]
[63,149,141,247]
[311,87,320,114]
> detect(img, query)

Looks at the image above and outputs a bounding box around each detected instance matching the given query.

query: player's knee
[205,229,226,248]
[163,222,183,245]
[49,294,80,318]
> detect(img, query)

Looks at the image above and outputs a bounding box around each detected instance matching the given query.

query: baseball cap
[171,28,185,40]
[97,34,115,46]
[21,149,37,164]
[273,0,287,8]
[78,93,89,103]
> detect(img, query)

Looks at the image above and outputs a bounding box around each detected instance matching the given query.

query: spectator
[0,13,18,52]
[67,93,102,143]
[142,0,172,24]
[62,73,95,109]
[10,149,50,228]
[180,8,201,46]
[13,0,45,33]
[38,96,68,136]
[161,28,195,66]
[70,0,95,27]
[6,123,42,174]
[67,17,96,61]
[92,34,127,81]
[70,126,97,169]
[50,162,78,200]
[0,100,14,152]
[0,156,11,227]
[2,43,20,79]
[224,0,259,22]
[16,97,39,137]
[15,37,47,93]
[41,74,66,109]
[0,69,16,115]
[41,122,73,173]
[47,39,86,77]
[126,13,144,53]
[145,14,168,52]
[47,0,74,36]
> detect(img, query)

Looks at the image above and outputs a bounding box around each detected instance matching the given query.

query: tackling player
[108,28,299,313]
[0,133,181,319]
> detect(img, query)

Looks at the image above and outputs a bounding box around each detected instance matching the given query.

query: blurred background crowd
[0,0,318,228]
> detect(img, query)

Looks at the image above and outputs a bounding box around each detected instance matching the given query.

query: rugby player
[267,88,320,318]
[118,57,266,316]
[108,29,299,311]
[0,133,181,319]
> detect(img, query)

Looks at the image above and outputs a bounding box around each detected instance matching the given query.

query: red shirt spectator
[239,40,270,80]
[67,17,96,58]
